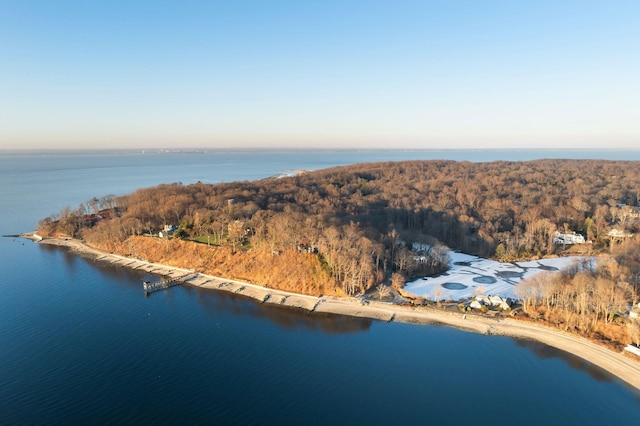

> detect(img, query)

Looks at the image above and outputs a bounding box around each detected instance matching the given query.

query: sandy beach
[26,233,640,391]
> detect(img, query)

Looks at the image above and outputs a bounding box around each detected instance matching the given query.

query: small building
[412,243,432,252]
[475,294,491,305]
[488,295,504,307]
[470,295,512,311]
[553,231,585,245]
[159,224,177,238]
[469,300,483,310]
[488,295,512,309]
[498,300,513,311]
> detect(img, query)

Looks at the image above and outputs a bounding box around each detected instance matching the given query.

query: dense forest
[38,159,640,301]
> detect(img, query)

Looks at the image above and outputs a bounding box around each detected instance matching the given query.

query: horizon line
[3,147,640,155]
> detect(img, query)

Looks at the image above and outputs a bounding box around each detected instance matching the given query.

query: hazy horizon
[2,1,639,151]
[3,147,640,157]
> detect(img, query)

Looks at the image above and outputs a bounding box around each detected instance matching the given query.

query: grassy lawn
[188,235,221,245]
[188,235,253,251]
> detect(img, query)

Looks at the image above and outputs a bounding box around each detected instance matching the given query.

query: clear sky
[1,0,638,150]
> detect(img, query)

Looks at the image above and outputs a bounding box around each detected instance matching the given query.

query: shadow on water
[41,243,179,290]
[40,244,84,272]
[76,248,151,288]
[42,243,373,335]
[37,243,640,401]
[514,338,640,399]
[189,285,373,335]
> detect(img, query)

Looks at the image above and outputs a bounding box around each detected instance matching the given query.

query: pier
[143,277,181,295]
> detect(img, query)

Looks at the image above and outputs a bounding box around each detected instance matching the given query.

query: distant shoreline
[22,233,640,392]
[3,148,640,156]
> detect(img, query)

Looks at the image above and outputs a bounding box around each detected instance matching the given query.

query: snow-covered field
[404,251,586,301]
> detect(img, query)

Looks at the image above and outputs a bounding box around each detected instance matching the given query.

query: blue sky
[1,0,638,150]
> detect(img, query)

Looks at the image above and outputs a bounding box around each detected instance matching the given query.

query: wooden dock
[143,277,180,295]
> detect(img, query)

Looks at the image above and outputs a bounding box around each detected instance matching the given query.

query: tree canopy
[38,159,640,297]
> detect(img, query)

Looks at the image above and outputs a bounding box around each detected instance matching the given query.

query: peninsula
[33,159,640,387]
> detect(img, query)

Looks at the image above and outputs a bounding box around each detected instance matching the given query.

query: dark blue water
[1,150,639,424]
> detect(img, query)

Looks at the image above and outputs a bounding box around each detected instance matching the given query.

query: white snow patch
[404,251,588,301]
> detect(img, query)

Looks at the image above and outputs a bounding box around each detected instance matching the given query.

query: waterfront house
[159,224,177,238]
[469,295,512,311]
[553,231,585,245]
[469,300,483,310]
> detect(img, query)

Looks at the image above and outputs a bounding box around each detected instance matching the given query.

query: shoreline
[23,233,640,391]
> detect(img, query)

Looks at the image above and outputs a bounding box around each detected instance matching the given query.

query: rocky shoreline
[22,232,640,391]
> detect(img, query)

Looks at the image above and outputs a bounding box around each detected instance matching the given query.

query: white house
[469,295,512,311]
[553,231,585,245]
[159,224,178,238]
[469,300,483,310]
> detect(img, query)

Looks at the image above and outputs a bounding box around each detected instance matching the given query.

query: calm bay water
[1,150,639,424]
